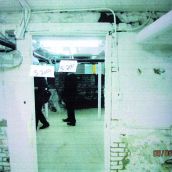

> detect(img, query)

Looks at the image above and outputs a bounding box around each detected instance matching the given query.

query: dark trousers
[35,91,49,129]
[65,99,76,123]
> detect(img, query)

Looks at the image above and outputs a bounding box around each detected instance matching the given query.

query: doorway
[32,36,105,172]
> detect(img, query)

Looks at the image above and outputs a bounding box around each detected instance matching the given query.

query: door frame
[29,22,116,172]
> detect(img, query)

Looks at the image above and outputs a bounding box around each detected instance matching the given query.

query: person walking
[34,77,50,130]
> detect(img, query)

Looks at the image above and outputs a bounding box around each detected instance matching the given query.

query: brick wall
[110,140,130,171]
[0,119,10,172]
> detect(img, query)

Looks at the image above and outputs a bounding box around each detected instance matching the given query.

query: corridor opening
[32,35,106,172]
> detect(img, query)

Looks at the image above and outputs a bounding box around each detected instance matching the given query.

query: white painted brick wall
[119,143,126,148]
[112,148,125,153]
[111,152,118,156]
[111,164,123,170]
[111,156,124,161]
[110,139,129,171]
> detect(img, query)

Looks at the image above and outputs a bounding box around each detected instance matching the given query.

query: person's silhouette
[62,73,77,126]
[34,77,50,129]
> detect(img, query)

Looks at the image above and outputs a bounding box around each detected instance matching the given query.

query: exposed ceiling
[0,0,172,58]
[0,0,172,12]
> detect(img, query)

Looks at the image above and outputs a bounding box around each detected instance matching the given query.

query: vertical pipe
[98,62,102,119]
[104,34,112,172]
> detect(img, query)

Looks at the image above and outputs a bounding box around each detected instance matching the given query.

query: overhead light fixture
[37,38,103,55]
[40,39,102,48]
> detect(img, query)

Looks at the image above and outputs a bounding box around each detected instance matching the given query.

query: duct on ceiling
[0,32,16,51]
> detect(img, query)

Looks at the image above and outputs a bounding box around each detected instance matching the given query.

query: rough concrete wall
[117,32,172,128]
[110,32,172,171]
[124,129,171,171]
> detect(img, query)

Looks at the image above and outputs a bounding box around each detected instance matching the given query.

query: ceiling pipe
[0,37,16,50]
[55,58,104,63]
[136,10,172,43]
[33,51,50,63]
[16,0,31,39]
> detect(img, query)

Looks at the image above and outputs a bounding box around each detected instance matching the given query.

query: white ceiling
[0,0,172,12]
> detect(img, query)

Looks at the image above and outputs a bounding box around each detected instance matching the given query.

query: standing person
[34,77,50,130]
[62,73,77,126]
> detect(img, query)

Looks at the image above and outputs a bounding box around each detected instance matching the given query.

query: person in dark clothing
[62,73,77,126]
[34,77,50,130]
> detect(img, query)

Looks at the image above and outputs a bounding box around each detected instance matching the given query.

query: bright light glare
[39,39,103,55]
[40,40,102,48]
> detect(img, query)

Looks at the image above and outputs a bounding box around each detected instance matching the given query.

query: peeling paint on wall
[137,68,142,75]
[123,129,172,172]
[153,68,165,75]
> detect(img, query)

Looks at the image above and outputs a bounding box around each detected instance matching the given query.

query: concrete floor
[36,108,104,172]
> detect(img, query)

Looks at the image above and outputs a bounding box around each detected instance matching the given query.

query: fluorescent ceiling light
[40,39,102,48]
[39,39,103,55]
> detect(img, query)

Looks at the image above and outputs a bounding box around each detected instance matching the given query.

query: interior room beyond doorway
[32,36,105,172]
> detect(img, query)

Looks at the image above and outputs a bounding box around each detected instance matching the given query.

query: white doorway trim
[30,22,115,172]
